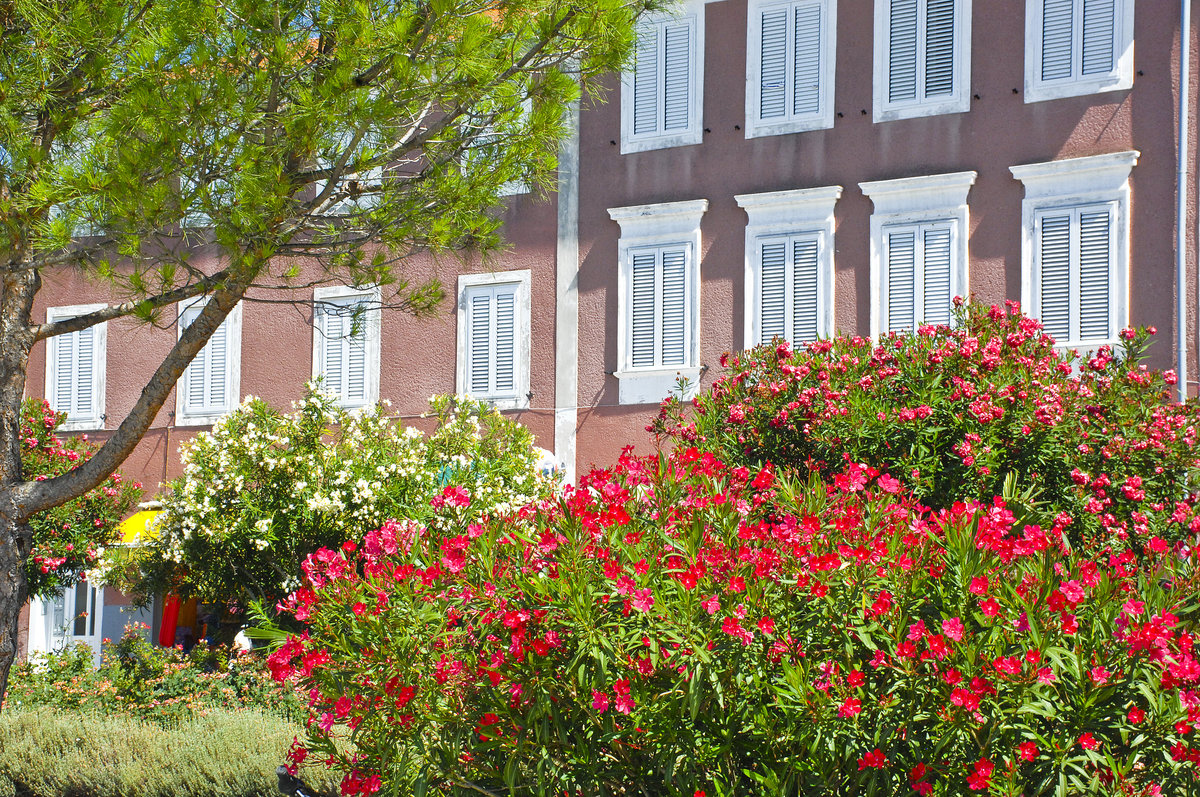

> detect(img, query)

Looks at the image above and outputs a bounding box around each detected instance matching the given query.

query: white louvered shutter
[51,325,97,421]
[924,0,956,98]
[1041,0,1075,81]
[463,283,521,400]
[1077,207,1113,341]
[320,304,344,399]
[1037,212,1072,341]
[793,236,821,343]
[468,291,492,394]
[1081,0,1116,76]
[181,304,231,416]
[661,248,687,366]
[759,8,789,119]
[793,3,824,117]
[73,327,94,418]
[633,25,660,136]
[886,229,917,332]
[344,304,368,405]
[493,289,516,394]
[662,23,691,131]
[888,0,919,103]
[759,240,787,344]
[921,226,953,326]
[630,252,657,368]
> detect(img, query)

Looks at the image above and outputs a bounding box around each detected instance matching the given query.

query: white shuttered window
[629,246,691,369]
[873,0,970,121]
[756,234,823,345]
[747,0,836,138]
[177,299,241,425]
[621,1,703,153]
[1034,203,1117,345]
[881,222,956,333]
[457,271,531,410]
[312,287,381,409]
[1025,0,1132,102]
[45,305,106,431]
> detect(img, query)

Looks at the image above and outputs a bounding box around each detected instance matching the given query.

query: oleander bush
[651,301,1200,553]
[121,387,556,608]
[4,628,301,724]
[0,708,335,797]
[20,397,142,596]
[271,450,1200,797]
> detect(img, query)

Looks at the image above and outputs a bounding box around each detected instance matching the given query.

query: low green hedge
[0,709,335,797]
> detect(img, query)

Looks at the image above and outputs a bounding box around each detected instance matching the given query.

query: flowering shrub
[652,301,1200,553]
[21,398,142,596]
[4,624,302,724]
[271,450,1200,796]
[127,387,555,607]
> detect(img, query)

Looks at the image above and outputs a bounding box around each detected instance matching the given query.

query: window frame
[175,297,243,427]
[872,0,972,122]
[736,185,841,348]
[619,0,705,154]
[311,285,382,410]
[744,0,838,139]
[1023,0,1134,103]
[456,270,533,411]
[859,170,976,337]
[44,303,107,432]
[608,199,708,405]
[1010,150,1138,350]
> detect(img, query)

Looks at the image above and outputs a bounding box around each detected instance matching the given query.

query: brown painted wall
[572,0,1200,469]
[28,193,559,494]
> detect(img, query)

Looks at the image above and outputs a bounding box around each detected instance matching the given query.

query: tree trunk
[0,267,40,706]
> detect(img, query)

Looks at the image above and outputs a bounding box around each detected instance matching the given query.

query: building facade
[21,0,1200,585]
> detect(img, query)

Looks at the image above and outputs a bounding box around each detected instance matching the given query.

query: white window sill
[58,417,103,432]
[1024,76,1132,104]
[615,367,702,405]
[175,411,232,428]
[874,96,970,124]
[745,115,834,140]
[620,130,704,155]
[467,394,531,412]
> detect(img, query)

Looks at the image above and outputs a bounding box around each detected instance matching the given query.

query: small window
[457,271,532,410]
[873,0,971,122]
[746,0,837,138]
[1024,0,1133,102]
[620,0,704,153]
[176,299,242,426]
[737,186,841,348]
[45,304,107,431]
[1011,151,1137,350]
[860,171,975,337]
[608,199,708,404]
[312,286,381,409]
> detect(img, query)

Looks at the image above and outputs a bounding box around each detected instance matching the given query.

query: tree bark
[0,267,40,704]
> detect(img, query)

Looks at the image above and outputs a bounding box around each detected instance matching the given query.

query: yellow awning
[119,510,161,545]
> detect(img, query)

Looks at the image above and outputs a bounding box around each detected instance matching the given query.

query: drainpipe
[1182,0,1193,402]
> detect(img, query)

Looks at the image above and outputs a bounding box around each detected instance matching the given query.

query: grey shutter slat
[760,240,787,345]
[661,248,687,366]
[792,237,820,343]
[663,23,691,131]
[921,227,953,326]
[469,293,492,392]
[887,230,917,332]
[1041,0,1075,81]
[631,252,657,368]
[494,290,516,393]
[1081,0,1116,76]
[321,305,344,398]
[924,0,956,98]
[793,3,823,116]
[889,0,919,102]
[54,331,75,415]
[1078,209,1112,341]
[633,25,660,135]
[74,327,94,417]
[760,8,788,119]
[1039,213,1072,341]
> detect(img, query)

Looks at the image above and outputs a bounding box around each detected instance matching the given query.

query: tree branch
[16,276,254,520]
[31,268,233,341]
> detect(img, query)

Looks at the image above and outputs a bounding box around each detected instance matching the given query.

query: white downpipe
[554,100,581,483]
[1184,0,1194,402]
